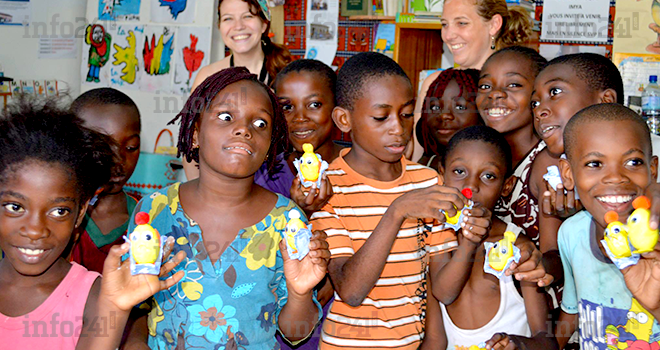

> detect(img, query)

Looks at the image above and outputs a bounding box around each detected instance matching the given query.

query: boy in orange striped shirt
[310,52,495,350]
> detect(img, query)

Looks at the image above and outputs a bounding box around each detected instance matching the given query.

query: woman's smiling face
[441,0,499,69]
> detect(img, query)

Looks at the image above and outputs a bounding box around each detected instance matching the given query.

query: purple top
[254,153,295,198]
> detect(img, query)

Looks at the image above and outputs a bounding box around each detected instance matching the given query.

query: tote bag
[124,129,182,197]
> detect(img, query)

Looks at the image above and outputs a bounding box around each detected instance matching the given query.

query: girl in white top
[429,126,549,349]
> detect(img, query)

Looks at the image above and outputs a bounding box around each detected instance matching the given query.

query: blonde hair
[447,0,533,50]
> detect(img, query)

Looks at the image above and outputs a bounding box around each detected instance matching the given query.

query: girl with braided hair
[416,68,481,170]
[123,67,329,349]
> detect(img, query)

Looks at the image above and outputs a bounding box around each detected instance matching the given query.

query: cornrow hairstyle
[564,103,649,159]
[485,46,548,77]
[274,59,337,105]
[169,66,288,176]
[545,53,624,104]
[0,96,117,202]
[444,125,513,177]
[71,87,141,130]
[417,68,480,157]
[336,52,410,111]
[218,0,292,84]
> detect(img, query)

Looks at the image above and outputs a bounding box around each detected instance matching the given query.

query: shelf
[396,22,442,30]
[348,15,396,20]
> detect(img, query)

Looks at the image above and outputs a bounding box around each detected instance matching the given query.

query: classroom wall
[0,0,226,154]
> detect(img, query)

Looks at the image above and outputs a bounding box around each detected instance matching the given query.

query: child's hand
[100,237,186,312]
[506,241,554,287]
[541,182,582,218]
[460,205,491,245]
[645,183,660,230]
[393,185,467,222]
[282,230,330,297]
[622,242,660,315]
[485,333,517,350]
[290,174,333,214]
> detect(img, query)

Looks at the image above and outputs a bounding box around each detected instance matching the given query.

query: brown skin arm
[120,313,150,350]
[419,273,448,350]
[520,281,549,336]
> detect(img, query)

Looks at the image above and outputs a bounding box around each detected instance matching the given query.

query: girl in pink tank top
[0,99,184,350]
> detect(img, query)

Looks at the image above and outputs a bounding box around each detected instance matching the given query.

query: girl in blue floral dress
[123,67,329,350]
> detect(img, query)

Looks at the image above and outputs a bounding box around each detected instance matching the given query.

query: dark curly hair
[444,125,513,177]
[484,46,548,77]
[169,66,288,175]
[274,59,337,105]
[0,96,117,202]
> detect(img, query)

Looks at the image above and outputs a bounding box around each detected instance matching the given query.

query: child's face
[531,64,602,157]
[561,120,658,229]
[195,80,273,178]
[0,161,85,277]
[443,140,509,210]
[424,79,480,146]
[476,53,536,135]
[275,71,335,153]
[340,75,415,164]
[78,104,141,195]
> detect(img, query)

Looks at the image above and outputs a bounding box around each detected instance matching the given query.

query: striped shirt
[310,149,458,350]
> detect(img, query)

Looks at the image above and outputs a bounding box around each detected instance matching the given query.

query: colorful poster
[151,0,196,24]
[0,0,31,26]
[139,26,175,93]
[541,0,610,43]
[305,0,339,65]
[110,24,145,90]
[613,0,660,55]
[81,24,113,86]
[173,26,210,95]
[98,0,141,21]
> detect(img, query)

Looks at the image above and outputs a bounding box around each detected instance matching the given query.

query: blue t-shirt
[559,211,660,348]
[129,183,321,349]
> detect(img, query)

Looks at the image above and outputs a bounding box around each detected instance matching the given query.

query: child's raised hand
[622,241,660,316]
[460,205,492,245]
[392,185,467,222]
[281,230,330,297]
[100,237,186,312]
[506,241,554,287]
[290,174,333,214]
[541,182,582,218]
[485,333,517,350]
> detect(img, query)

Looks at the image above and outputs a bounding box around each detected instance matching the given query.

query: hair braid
[169,66,289,175]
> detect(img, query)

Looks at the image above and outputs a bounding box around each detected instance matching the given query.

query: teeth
[487,108,512,117]
[543,126,558,134]
[597,195,633,204]
[233,34,249,40]
[18,248,45,255]
[225,146,253,155]
[450,44,464,50]
[293,130,313,136]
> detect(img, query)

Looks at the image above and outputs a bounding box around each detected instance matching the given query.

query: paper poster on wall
[173,26,210,95]
[613,0,660,55]
[538,43,607,61]
[304,0,339,65]
[614,53,660,108]
[0,0,31,25]
[98,0,141,21]
[139,26,175,93]
[151,0,196,23]
[541,0,609,43]
[109,25,144,90]
[81,24,113,86]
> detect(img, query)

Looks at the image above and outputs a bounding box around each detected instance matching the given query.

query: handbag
[124,129,182,197]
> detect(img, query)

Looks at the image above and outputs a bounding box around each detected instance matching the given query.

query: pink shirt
[0,262,100,349]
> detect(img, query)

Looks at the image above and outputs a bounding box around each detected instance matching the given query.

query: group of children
[2,43,660,350]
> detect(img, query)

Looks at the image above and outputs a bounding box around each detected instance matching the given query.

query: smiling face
[219,0,268,55]
[441,0,500,69]
[561,120,658,231]
[275,71,336,153]
[341,75,415,164]
[78,104,141,195]
[0,160,85,277]
[477,52,536,135]
[195,80,274,179]
[531,64,603,157]
[443,140,509,210]
[424,79,481,147]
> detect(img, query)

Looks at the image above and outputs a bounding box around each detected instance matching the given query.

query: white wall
[0,0,226,153]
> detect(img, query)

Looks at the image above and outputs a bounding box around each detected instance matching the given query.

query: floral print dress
[129,183,321,350]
